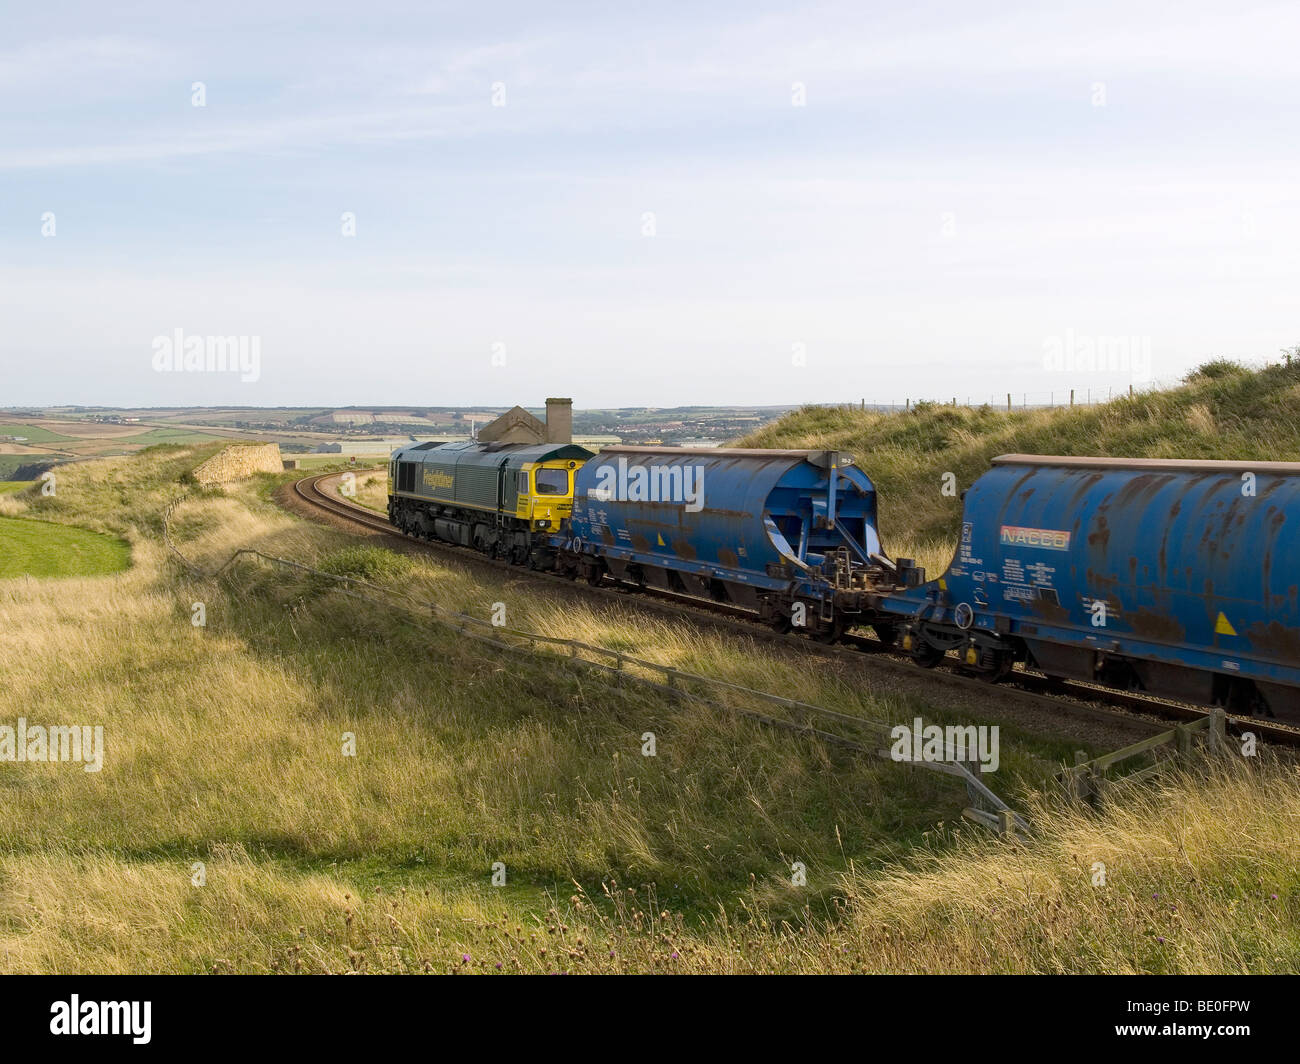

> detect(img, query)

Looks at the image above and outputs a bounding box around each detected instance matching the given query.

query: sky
[2,0,1299,408]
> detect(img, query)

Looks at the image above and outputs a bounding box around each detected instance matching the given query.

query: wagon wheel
[910,641,945,668]
[811,621,845,645]
[974,651,1013,683]
[872,623,899,648]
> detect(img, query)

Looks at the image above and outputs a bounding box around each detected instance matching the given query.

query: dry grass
[4,761,1295,974]
[0,445,1023,971]
[2,418,1298,973]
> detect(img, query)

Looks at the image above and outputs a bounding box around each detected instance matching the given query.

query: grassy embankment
[1,442,1091,973]
[1,361,1297,973]
[0,515,130,579]
[739,358,1300,574]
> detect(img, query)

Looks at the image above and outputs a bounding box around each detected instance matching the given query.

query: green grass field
[0,423,75,444]
[0,515,131,578]
[122,427,226,446]
[0,481,29,495]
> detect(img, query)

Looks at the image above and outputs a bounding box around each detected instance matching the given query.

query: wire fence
[843,376,1189,414]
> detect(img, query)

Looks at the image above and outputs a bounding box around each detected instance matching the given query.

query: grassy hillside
[0,418,1296,972]
[0,516,130,579]
[0,444,1084,972]
[738,359,1300,573]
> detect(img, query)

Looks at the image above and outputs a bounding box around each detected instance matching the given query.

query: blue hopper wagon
[881,455,1300,717]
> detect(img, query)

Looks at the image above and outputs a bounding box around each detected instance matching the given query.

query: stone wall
[192,443,283,485]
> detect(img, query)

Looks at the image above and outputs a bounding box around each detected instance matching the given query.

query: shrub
[1184,358,1246,382]
[315,545,412,583]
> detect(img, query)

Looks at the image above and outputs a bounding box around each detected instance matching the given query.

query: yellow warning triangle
[657,533,666,546]
[1215,611,1237,636]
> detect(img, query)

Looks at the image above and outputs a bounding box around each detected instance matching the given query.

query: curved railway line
[286,470,1300,750]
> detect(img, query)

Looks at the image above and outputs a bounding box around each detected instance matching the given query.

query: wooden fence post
[1209,707,1225,754]
[1093,774,1109,809]
[1072,750,1090,803]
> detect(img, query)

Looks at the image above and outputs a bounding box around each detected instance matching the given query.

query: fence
[1055,709,1228,807]
[843,376,1190,414]
[162,494,1027,833]
[166,493,1250,840]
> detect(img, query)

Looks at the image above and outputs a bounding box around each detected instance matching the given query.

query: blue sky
[3,1,1299,407]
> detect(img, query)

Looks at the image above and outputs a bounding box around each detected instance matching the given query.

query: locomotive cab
[510,458,583,530]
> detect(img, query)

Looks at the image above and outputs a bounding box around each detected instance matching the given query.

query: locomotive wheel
[872,623,899,648]
[770,616,794,635]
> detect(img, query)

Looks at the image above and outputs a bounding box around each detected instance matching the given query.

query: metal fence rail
[163,493,1029,832]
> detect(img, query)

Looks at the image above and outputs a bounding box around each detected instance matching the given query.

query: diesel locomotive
[388,439,592,564]
[388,439,1300,721]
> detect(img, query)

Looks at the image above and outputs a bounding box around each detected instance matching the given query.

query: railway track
[286,470,1300,750]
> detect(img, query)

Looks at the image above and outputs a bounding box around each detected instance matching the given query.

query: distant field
[290,454,388,470]
[0,423,75,444]
[0,516,131,578]
[123,427,225,445]
[0,455,59,480]
[0,481,29,494]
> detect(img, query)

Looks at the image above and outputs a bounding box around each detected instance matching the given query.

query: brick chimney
[544,397,573,444]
